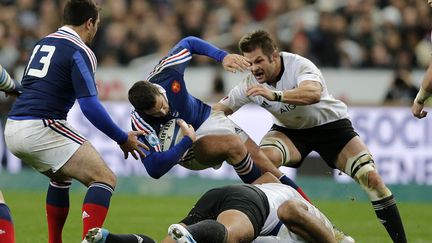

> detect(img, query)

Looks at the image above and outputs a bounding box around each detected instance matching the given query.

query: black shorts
[270,118,358,168]
[180,184,269,238]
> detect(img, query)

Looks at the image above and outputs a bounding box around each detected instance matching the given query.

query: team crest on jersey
[171,80,181,93]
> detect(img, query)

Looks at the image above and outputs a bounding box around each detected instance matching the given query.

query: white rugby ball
[158,119,184,151]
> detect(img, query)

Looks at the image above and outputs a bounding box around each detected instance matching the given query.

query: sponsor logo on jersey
[171,80,181,93]
[280,104,296,113]
[261,100,271,108]
[0,229,5,234]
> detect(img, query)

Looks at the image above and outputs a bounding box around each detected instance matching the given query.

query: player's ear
[85,18,94,29]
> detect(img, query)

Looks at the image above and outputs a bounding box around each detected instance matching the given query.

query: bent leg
[55,141,117,239]
[217,209,255,243]
[193,135,261,183]
[277,201,336,243]
[336,136,406,243]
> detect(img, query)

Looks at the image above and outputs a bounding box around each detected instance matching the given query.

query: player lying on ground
[82,172,354,243]
[128,36,308,198]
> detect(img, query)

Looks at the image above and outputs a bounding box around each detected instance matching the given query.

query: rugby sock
[106,233,156,243]
[233,153,262,183]
[46,180,71,243]
[279,175,311,203]
[0,203,15,243]
[82,182,114,239]
[187,219,227,243]
[372,195,407,243]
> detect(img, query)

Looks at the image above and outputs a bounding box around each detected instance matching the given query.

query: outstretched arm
[78,96,147,159]
[176,36,250,72]
[412,62,432,118]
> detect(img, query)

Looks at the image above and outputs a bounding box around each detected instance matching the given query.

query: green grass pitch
[3,190,432,243]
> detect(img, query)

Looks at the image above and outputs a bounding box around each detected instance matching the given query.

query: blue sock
[233,153,262,183]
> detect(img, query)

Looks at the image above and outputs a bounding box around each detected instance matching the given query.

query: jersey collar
[58,26,81,40]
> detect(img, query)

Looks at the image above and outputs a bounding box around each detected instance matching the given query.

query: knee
[277,201,307,227]
[223,135,247,162]
[88,168,117,188]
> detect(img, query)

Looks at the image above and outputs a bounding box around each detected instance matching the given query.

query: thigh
[57,141,115,187]
[334,136,369,172]
[217,209,255,243]
[5,119,84,173]
[260,130,302,167]
[193,134,243,164]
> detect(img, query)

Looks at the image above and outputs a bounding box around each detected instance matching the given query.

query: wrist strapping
[415,88,432,104]
[273,90,284,102]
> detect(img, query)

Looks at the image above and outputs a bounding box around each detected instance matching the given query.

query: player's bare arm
[212,103,234,116]
[119,130,149,160]
[222,54,251,73]
[412,62,432,118]
[246,80,322,105]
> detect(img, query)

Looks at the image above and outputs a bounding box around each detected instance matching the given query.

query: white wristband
[273,91,284,102]
[415,88,432,104]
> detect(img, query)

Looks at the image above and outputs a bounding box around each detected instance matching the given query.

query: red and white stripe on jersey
[47,27,97,73]
[130,110,161,152]
[43,119,86,145]
[146,48,192,80]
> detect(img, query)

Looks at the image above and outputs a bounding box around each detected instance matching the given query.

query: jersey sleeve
[219,74,253,112]
[70,50,98,98]
[295,57,323,85]
[148,37,228,79]
[130,110,193,179]
[172,36,228,62]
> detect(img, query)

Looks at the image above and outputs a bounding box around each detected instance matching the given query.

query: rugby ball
[158,119,184,151]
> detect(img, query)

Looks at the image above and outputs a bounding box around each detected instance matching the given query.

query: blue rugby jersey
[8,26,127,144]
[9,26,98,120]
[131,36,228,178]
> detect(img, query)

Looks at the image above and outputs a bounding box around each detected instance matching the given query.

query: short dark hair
[128,81,161,111]
[239,30,277,57]
[63,0,99,26]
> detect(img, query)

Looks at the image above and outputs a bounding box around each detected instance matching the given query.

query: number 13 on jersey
[25,45,56,78]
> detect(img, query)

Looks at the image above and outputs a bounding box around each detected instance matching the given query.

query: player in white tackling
[213,30,406,243]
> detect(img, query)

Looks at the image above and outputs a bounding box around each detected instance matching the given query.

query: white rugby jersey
[220,52,350,129]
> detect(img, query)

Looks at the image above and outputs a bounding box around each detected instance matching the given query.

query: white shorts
[5,119,86,173]
[179,110,249,170]
[196,110,248,142]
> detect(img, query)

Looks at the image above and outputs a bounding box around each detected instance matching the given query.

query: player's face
[144,94,170,117]
[244,48,278,84]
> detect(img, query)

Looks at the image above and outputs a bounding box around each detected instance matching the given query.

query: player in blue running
[3,1,147,242]
[128,36,309,200]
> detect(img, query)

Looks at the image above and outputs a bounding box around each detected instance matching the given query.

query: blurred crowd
[0,0,432,71]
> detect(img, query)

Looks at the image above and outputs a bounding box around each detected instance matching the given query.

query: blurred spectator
[383,67,419,106]
[0,0,431,71]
